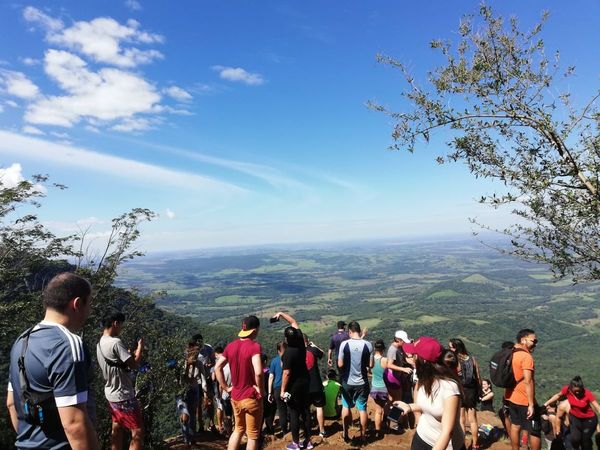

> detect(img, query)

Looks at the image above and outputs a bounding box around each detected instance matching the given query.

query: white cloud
[165,208,176,219]
[25,49,161,128]
[39,12,163,68]
[111,116,157,132]
[22,125,45,135]
[0,105,3,113]
[23,6,64,32]
[85,125,100,133]
[21,57,41,66]
[163,86,192,102]
[24,7,163,68]
[0,163,25,188]
[0,70,40,99]
[125,0,142,11]
[212,65,265,86]
[0,130,246,195]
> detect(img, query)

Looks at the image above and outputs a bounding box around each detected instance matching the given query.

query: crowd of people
[6,272,600,450]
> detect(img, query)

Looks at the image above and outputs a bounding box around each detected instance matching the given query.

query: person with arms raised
[97,311,145,450]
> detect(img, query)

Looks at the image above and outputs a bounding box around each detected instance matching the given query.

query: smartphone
[387,405,404,422]
[269,316,279,323]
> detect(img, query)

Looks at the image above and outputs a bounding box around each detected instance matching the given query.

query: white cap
[394,330,411,343]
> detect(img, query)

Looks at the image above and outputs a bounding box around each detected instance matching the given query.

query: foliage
[370,5,600,282]
[0,173,196,448]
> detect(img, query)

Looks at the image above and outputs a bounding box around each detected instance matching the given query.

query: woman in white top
[394,337,465,450]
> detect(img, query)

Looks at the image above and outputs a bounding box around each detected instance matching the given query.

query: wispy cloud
[163,85,192,102]
[126,139,309,191]
[22,125,45,135]
[0,130,246,195]
[165,208,176,219]
[211,65,265,86]
[124,0,142,11]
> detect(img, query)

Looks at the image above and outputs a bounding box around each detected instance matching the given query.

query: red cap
[403,336,442,362]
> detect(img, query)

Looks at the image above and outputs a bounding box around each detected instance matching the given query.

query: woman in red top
[544,376,600,450]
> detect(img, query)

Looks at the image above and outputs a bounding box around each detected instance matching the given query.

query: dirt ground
[167,400,513,450]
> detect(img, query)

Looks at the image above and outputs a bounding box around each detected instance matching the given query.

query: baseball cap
[238,315,260,337]
[394,330,411,343]
[403,336,442,362]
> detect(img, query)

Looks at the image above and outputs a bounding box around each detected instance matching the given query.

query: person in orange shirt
[504,329,541,450]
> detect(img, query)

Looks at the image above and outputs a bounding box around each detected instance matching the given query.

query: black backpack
[489,347,525,388]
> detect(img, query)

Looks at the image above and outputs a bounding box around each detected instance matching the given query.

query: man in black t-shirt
[304,333,326,438]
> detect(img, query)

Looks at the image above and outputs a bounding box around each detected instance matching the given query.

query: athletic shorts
[231,397,263,440]
[369,388,388,402]
[109,398,144,430]
[309,390,326,407]
[506,401,541,437]
[341,383,369,411]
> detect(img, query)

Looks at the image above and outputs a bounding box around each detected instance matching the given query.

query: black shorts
[309,390,326,408]
[462,387,478,409]
[506,401,541,437]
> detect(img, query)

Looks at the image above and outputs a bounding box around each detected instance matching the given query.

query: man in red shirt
[505,328,541,450]
[215,316,264,450]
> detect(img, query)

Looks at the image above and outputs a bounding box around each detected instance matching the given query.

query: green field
[117,239,600,399]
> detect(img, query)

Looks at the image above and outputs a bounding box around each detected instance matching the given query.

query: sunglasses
[526,338,538,345]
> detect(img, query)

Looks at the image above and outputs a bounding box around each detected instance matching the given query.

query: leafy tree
[0,173,190,448]
[371,5,600,282]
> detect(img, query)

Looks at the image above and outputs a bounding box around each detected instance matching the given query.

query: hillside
[118,239,600,400]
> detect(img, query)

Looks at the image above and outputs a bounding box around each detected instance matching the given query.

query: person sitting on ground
[304,333,327,439]
[449,338,482,450]
[370,339,389,440]
[338,320,373,445]
[276,311,314,450]
[544,376,600,450]
[322,369,342,420]
[479,379,494,412]
[394,336,465,450]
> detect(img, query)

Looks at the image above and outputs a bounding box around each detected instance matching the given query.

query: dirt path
[167,406,513,450]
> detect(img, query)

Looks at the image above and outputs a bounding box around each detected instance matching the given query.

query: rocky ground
[167,401,512,450]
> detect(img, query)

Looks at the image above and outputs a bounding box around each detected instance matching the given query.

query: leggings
[569,414,597,450]
[288,399,311,444]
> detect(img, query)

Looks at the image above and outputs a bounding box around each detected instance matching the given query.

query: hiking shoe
[303,440,314,450]
[286,442,301,450]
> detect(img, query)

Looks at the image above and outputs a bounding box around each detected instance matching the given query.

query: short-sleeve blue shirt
[269,355,283,388]
[8,321,92,449]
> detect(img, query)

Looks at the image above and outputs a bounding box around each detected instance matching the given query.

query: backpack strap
[18,326,55,405]
[512,347,527,384]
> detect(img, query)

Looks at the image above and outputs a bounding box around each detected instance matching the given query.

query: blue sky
[0,1,598,251]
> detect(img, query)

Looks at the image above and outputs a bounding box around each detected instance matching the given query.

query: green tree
[371,5,600,282]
